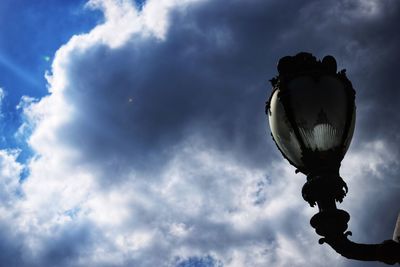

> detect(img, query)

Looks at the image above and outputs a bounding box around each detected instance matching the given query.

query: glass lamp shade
[268,74,355,174]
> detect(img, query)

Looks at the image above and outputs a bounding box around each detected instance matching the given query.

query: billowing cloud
[0,0,399,266]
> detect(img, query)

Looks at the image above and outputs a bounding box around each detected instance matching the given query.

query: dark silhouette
[267,52,400,265]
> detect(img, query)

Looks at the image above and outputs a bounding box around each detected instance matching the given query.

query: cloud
[0,87,5,126]
[0,87,5,104]
[0,149,23,206]
[0,0,399,266]
[341,140,400,243]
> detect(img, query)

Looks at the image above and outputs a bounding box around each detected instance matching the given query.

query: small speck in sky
[44,56,51,62]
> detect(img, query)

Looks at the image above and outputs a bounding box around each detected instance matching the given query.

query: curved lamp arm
[321,233,400,265]
[308,200,400,265]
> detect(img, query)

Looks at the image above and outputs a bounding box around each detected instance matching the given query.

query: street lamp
[266,52,400,265]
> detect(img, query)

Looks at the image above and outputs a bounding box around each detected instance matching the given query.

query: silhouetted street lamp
[266,52,400,265]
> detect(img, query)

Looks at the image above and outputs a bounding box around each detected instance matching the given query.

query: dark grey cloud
[0,217,99,267]
[0,222,24,267]
[39,221,97,267]
[58,0,400,179]
[57,0,318,180]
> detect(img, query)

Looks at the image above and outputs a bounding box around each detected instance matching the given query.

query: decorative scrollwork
[302,174,348,207]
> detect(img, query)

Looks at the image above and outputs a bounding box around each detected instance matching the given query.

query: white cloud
[0,87,5,118]
[343,140,399,180]
[0,149,23,207]
[0,87,5,102]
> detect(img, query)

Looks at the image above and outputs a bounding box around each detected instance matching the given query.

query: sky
[0,0,399,267]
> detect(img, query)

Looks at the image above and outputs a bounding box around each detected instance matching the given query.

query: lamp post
[266,52,400,265]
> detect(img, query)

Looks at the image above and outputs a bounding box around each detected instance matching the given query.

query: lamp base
[310,209,350,238]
